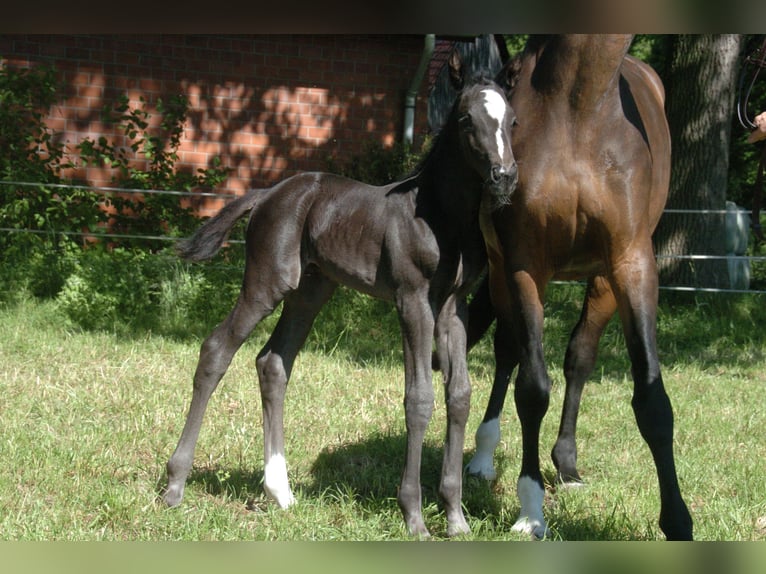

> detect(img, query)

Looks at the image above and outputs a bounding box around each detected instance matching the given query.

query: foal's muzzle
[486,163,518,206]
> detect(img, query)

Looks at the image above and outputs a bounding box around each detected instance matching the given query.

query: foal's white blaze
[465,417,500,480]
[263,453,295,508]
[513,475,549,539]
[481,88,508,160]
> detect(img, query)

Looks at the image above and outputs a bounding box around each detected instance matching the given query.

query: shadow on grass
[161,432,654,540]
[172,466,266,509]
[168,432,509,535]
[302,432,644,540]
[306,431,515,536]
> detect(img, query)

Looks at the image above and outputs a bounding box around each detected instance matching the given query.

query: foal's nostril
[490,164,517,185]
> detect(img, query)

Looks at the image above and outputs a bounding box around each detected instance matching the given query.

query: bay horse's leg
[611,246,693,540]
[256,272,336,508]
[433,295,471,537]
[465,316,517,479]
[552,276,617,484]
[163,291,279,507]
[396,290,436,537]
[508,270,551,539]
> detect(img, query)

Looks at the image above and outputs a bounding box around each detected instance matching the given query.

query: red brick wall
[1,34,431,213]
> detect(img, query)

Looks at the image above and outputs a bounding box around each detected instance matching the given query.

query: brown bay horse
[161,53,518,538]
[465,35,693,540]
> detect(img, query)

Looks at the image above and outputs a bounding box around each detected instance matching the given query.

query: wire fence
[2,180,765,295]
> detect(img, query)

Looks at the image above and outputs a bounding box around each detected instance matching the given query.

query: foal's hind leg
[163,292,278,507]
[256,272,336,508]
[552,276,617,485]
[434,295,471,536]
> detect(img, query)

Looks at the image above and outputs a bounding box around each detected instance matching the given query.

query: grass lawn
[1,285,765,541]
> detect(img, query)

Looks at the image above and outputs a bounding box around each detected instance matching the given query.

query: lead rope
[737,36,766,130]
[737,37,766,243]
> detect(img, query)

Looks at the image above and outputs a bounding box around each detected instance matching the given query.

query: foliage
[54,245,245,336]
[0,63,65,183]
[503,34,528,57]
[0,63,106,297]
[326,139,425,186]
[76,94,230,247]
[0,61,230,303]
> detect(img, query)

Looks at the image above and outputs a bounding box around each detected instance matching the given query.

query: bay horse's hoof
[465,453,497,481]
[512,516,550,540]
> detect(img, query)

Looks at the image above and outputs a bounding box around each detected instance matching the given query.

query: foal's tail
[177,189,264,262]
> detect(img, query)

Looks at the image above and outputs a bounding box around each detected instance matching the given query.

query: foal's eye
[458,115,473,131]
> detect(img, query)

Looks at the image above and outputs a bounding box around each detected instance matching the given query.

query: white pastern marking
[513,475,550,539]
[263,453,295,509]
[465,418,500,480]
[481,89,507,159]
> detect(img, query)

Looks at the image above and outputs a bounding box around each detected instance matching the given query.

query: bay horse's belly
[552,257,607,281]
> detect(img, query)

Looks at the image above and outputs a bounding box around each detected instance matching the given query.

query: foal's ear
[449,50,464,91]
[496,54,522,94]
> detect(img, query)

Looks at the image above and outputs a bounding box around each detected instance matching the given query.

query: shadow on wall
[5,35,432,210]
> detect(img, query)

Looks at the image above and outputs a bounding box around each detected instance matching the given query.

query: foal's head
[449,52,518,209]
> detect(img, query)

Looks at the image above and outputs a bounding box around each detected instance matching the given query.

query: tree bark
[655,34,744,289]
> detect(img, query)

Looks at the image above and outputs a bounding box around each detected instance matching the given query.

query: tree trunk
[655,34,744,289]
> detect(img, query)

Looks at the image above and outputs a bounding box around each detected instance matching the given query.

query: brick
[4,34,431,201]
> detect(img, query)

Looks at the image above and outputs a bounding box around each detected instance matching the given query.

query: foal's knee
[257,351,288,397]
[446,380,471,425]
[404,387,435,430]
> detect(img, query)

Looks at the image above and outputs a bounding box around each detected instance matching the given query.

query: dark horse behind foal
[463,35,693,540]
[161,53,518,537]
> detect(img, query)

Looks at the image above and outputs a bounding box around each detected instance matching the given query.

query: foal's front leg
[396,290,435,537]
[434,295,471,536]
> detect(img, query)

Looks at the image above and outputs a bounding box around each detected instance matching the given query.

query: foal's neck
[420,121,484,231]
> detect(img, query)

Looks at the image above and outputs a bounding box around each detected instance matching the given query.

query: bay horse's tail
[177,189,264,262]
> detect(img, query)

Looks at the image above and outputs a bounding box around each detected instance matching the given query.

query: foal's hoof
[404,516,431,539]
[408,525,431,539]
[161,484,184,507]
[447,519,471,538]
[264,484,296,509]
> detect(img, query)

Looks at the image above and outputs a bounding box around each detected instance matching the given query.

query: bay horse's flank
[161,52,518,538]
[465,35,693,540]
